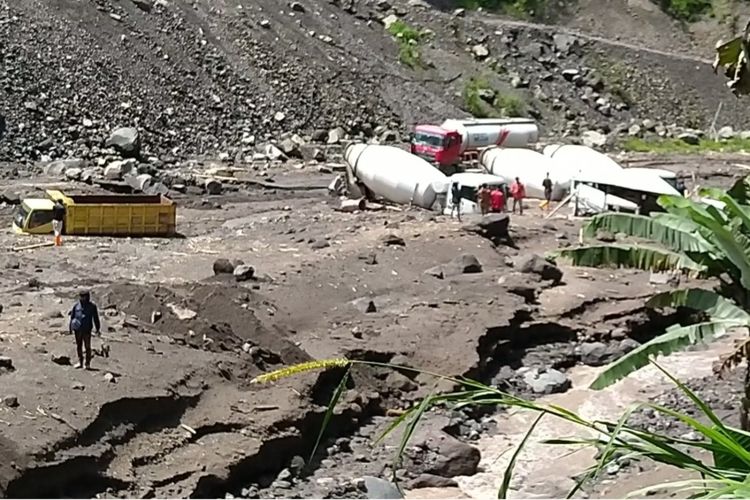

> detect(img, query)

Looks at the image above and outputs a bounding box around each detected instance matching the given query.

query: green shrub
[658,0,712,21]
[387,20,426,69]
[462,77,526,118]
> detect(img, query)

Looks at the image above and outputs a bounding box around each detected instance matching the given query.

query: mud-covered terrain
[0,150,743,499]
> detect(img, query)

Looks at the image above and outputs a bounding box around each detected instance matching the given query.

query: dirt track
[0,152,745,498]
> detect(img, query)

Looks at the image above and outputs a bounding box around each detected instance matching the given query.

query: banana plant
[550,176,750,401]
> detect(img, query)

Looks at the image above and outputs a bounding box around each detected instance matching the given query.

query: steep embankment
[1,0,748,164]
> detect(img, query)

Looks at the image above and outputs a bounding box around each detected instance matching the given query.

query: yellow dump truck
[13,190,176,236]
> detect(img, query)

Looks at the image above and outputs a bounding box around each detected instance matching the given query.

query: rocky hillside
[1,0,749,163]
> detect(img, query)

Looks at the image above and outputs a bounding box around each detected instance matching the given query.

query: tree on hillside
[552,176,750,428]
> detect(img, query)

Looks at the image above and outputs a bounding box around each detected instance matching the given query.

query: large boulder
[106,127,141,157]
[462,214,510,244]
[415,430,481,478]
[523,367,571,394]
[44,159,85,177]
[213,258,235,275]
[519,254,563,284]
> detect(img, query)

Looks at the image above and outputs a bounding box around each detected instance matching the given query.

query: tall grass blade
[308,366,350,465]
[498,412,544,499]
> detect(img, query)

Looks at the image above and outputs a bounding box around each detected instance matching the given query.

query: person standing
[478,184,491,215]
[542,173,553,212]
[510,177,526,215]
[490,186,505,213]
[52,200,65,247]
[450,182,462,221]
[69,290,101,370]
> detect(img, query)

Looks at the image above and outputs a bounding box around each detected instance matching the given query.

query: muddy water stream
[407,337,737,499]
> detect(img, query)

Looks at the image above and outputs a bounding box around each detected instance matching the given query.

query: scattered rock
[678,132,700,145]
[447,254,482,274]
[519,254,563,284]
[204,178,223,195]
[523,367,571,394]
[409,474,458,488]
[51,354,72,366]
[363,476,403,499]
[596,230,616,242]
[419,430,481,477]
[310,239,331,250]
[106,127,141,157]
[103,372,117,383]
[3,395,19,408]
[581,130,607,148]
[381,233,405,246]
[327,127,346,145]
[462,214,510,243]
[71,382,85,391]
[358,253,378,265]
[471,44,489,60]
[718,125,735,140]
[424,265,444,279]
[213,258,235,275]
[0,356,14,371]
[233,264,255,282]
[579,342,609,366]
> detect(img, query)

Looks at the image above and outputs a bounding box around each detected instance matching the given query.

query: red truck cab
[410,125,461,167]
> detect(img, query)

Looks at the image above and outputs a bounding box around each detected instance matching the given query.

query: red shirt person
[509,178,526,215]
[490,187,505,212]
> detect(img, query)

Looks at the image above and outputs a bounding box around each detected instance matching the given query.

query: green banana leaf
[554,244,707,275]
[647,288,750,323]
[589,319,742,390]
[582,212,715,253]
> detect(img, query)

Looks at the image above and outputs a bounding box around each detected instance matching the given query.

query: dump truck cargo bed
[48,190,176,236]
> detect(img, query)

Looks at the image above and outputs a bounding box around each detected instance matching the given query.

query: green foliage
[254,357,750,498]
[386,20,427,69]
[657,0,712,21]
[622,137,750,154]
[462,76,526,118]
[457,0,545,19]
[551,179,750,389]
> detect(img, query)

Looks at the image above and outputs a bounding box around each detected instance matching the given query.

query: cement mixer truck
[410,118,539,172]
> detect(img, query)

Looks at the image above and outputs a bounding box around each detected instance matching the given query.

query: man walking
[450,182,462,221]
[69,290,101,370]
[510,177,526,215]
[52,199,65,247]
[478,184,491,215]
[542,173,553,212]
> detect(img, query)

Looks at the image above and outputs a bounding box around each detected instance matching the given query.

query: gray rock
[327,127,346,145]
[263,144,287,161]
[462,214,510,243]
[106,127,141,157]
[213,258,235,275]
[420,431,481,477]
[44,159,84,177]
[739,130,750,140]
[581,130,607,148]
[358,253,378,265]
[553,33,577,53]
[642,119,656,131]
[678,132,700,145]
[354,298,377,314]
[649,271,679,285]
[64,167,83,180]
[312,148,326,162]
[233,264,255,282]
[446,254,483,275]
[409,474,458,488]
[561,68,580,81]
[51,354,72,366]
[310,239,331,250]
[278,138,302,158]
[628,124,641,136]
[718,125,735,140]
[363,476,403,499]
[424,265,444,279]
[289,1,305,12]
[131,0,153,12]
[103,372,117,383]
[523,368,571,394]
[204,178,223,195]
[0,356,14,371]
[518,254,563,284]
[471,44,489,60]
[618,338,641,355]
[381,233,405,246]
[3,395,18,408]
[579,342,609,366]
[289,455,306,476]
